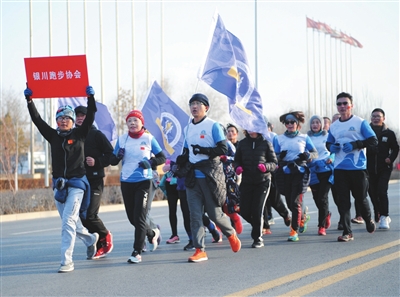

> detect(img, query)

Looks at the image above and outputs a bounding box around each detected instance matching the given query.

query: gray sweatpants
[186,178,235,251]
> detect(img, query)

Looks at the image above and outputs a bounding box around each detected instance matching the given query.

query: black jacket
[28,96,96,179]
[185,157,226,207]
[367,123,399,173]
[84,125,113,179]
[234,134,278,184]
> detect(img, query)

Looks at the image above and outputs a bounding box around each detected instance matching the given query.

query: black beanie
[74,106,87,115]
[189,93,209,107]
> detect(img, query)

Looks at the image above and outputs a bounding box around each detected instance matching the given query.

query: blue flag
[58,97,117,142]
[140,81,190,161]
[199,13,269,140]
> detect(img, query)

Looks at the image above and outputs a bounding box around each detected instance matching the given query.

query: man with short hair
[226,123,239,149]
[326,92,378,242]
[75,106,114,258]
[177,93,241,262]
[366,108,399,229]
[323,117,331,131]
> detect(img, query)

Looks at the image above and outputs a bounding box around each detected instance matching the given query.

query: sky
[1,0,399,129]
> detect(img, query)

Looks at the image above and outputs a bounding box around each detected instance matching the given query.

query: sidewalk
[0,199,168,223]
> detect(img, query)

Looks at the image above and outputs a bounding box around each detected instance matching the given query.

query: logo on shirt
[382,137,388,142]
[200,130,207,139]
[348,126,356,131]
[140,141,147,150]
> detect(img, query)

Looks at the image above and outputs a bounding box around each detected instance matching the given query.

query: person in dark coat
[75,105,114,259]
[366,108,399,229]
[234,130,277,248]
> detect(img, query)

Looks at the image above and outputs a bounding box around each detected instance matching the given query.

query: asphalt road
[1,181,399,297]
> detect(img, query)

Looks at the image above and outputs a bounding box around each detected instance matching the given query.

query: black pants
[239,180,271,241]
[282,172,309,231]
[80,177,109,239]
[367,169,392,217]
[263,174,289,228]
[335,169,372,235]
[310,171,332,227]
[166,181,191,237]
[121,180,152,253]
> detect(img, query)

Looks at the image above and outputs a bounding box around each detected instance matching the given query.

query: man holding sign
[25,84,99,273]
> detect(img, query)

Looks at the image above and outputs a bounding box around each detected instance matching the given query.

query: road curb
[0,199,168,223]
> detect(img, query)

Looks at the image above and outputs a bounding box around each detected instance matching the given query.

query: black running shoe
[366,219,376,233]
[184,240,195,251]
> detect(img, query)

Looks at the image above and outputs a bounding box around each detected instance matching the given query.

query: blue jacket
[53,176,91,219]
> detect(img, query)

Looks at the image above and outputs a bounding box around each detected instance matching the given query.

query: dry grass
[0,186,165,215]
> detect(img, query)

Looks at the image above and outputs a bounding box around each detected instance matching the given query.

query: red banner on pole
[24,55,89,98]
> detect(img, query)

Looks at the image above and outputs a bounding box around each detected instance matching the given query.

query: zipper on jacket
[62,138,67,178]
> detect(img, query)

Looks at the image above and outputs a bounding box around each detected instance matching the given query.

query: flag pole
[116,0,120,98]
[306,16,311,116]
[344,39,348,91]
[146,0,150,87]
[254,0,258,89]
[161,0,164,89]
[99,0,105,103]
[330,35,334,116]
[131,1,136,109]
[29,0,35,176]
[324,33,328,117]
[349,45,353,94]
[318,30,322,115]
[312,27,316,115]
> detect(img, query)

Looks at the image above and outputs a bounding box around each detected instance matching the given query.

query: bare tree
[0,89,30,193]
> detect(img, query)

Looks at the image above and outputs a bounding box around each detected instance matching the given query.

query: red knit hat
[126,110,144,125]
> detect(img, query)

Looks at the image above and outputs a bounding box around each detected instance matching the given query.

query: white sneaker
[58,262,74,273]
[379,215,391,229]
[149,228,160,252]
[127,251,142,264]
[87,232,99,259]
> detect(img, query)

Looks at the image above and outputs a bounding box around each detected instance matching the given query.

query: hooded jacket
[234,133,277,184]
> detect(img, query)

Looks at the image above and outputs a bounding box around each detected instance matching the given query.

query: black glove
[138,159,152,169]
[24,87,32,102]
[298,152,310,161]
[116,148,125,160]
[294,152,308,166]
[176,154,188,165]
[191,144,211,155]
[279,150,287,160]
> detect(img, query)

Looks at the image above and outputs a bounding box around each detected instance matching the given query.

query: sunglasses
[336,102,349,106]
[285,120,296,125]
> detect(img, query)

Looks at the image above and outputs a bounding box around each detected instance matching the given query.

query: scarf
[284,130,299,138]
[128,127,145,139]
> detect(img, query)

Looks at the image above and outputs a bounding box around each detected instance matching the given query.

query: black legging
[166,181,191,237]
[263,174,290,228]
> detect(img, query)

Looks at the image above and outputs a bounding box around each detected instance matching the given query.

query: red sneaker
[103,231,114,254]
[92,246,106,259]
[318,227,326,236]
[231,213,243,235]
[262,228,272,235]
[188,248,208,262]
[228,233,241,253]
[324,212,331,229]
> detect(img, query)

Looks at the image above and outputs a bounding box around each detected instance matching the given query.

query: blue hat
[56,105,76,122]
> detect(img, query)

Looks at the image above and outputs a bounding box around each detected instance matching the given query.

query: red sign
[24,55,89,98]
